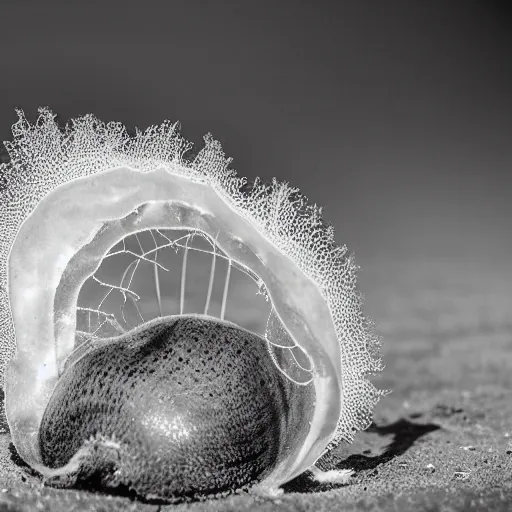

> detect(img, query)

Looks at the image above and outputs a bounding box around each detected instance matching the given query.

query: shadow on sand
[283,418,440,493]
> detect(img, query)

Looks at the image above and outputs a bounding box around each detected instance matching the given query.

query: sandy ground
[0,257,511,511]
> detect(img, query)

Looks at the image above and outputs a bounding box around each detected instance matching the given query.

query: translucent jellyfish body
[0,108,385,500]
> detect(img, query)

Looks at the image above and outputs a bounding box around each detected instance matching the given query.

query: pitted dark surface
[39,315,288,501]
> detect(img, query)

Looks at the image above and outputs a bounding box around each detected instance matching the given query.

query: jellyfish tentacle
[220,259,231,321]
[265,341,314,386]
[180,234,189,315]
[204,235,217,316]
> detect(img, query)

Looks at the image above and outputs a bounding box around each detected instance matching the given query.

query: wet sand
[0,257,511,511]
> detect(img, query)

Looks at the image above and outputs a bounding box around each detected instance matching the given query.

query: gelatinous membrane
[0,109,385,496]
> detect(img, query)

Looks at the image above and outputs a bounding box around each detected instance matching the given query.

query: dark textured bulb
[39,315,295,501]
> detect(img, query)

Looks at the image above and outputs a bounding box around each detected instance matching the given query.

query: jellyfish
[0,108,386,502]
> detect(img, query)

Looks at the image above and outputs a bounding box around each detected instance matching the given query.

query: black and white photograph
[0,1,510,511]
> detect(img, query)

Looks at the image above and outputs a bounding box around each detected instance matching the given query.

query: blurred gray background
[1,0,510,267]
